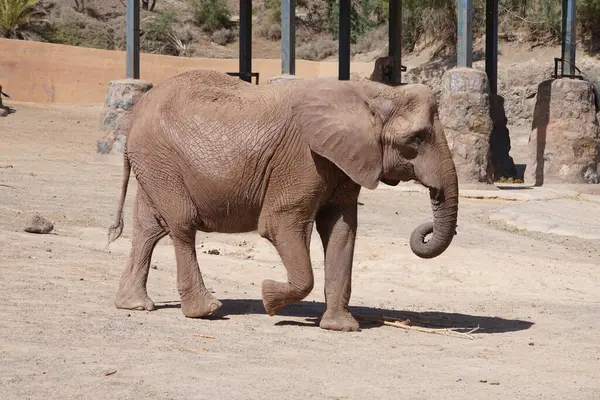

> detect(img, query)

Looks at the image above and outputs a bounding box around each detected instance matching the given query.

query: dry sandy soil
[1,102,599,399]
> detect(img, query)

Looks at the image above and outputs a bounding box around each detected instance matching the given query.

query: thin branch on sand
[356,315,480,340]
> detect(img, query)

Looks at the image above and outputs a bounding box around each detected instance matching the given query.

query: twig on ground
[355,315,480,340]
[192,333,216,339]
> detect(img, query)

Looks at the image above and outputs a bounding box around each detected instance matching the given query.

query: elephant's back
[147,69,271,111]
[127,68,294,215]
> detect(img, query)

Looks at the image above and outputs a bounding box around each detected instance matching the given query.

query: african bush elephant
[107,70,459,332]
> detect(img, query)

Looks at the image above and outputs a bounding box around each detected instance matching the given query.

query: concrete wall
[0,38,375,104]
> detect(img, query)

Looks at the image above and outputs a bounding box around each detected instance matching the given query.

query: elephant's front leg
[315,202,360,332]
[260,219,315,316]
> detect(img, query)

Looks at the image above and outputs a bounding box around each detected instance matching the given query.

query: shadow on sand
[0,105,16,116]
[155,299,534,333]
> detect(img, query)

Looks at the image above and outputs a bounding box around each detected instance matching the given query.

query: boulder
[24,214,54,234]
[439,68,494,184]
[97,79,153,155]
[369,56,393,84]
[525,78,600,185]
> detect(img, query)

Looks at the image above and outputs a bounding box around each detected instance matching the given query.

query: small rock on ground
[24,215,54,234]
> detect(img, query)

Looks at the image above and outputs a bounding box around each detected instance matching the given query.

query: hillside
[5,0,600,64]
[10,0,343,60]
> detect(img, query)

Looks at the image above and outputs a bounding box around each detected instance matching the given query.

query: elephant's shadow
[156,299,534,333]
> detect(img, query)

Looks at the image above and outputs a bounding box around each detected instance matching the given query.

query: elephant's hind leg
[170,227,223,318]
[260,218,315,316]
[115,189,167,311]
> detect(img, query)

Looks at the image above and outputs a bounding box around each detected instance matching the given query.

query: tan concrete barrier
[0,38,375,104]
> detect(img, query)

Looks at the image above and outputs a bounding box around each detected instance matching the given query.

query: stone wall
[97,79,153,155]
[0,38,374,104]
[438,68,494,184]
[404,56,600,129]
[525,78,600,185]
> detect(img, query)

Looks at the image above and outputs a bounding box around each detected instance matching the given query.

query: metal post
[485,0,498,94]
[388,0,402,85]
[239,0,252,82]
[561,0,576,76]
[338,0,351,80]
[281,0,295,75]
[457,0,473,68]
[126,0,140,79]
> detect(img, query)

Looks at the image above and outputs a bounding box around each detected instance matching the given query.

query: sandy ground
[1,103,600,400]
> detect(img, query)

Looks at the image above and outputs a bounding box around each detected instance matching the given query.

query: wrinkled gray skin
[108,70,459,332]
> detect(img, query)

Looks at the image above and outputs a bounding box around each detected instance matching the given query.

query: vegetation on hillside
[0,0,45,39]
[1,0,600,60]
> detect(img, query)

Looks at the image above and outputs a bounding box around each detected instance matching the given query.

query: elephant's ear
[292,82,383,190]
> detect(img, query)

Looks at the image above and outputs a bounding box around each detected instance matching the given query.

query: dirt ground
[1,103,599,400]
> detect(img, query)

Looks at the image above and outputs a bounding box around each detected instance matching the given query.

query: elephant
[107,69,459,332]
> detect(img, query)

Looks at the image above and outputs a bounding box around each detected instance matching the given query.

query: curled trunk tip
[409,222,435,259]
[409,221,456,259]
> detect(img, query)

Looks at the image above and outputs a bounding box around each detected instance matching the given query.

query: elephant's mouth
[381,177,400,186]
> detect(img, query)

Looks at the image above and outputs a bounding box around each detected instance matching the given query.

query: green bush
[578,0,600,49]
[265,0,281,23]
[188,0,230,33]
[324,0,380,44]
[142,9,178,42]
[541,0,561,40]
[265,0,310,24]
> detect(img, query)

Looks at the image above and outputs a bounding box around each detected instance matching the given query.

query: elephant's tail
[107,150,131,245]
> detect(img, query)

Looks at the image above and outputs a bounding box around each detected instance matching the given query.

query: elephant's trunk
[409,154,459,259]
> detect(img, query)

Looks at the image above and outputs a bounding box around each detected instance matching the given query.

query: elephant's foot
[261,279,288,316]
[115,288,156,311]
[180,290,223,318]
[319,309,360,332]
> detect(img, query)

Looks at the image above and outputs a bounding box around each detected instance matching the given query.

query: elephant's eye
[411,130,427,146]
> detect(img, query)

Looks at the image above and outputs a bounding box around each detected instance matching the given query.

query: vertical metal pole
[457,0,473,68]
[281,0,296,75]
[561,0,566,68]
[338,0,351,80]
[388,0,402,85]
[126,0,140,79]
[239,0,252,82]
[485,0,498,94]
[561,0,576,76]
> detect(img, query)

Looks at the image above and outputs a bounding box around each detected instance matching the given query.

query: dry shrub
[257,22,281,41]
[353,24,387,55]
[295,26,312,45]
[297,39,337,61]
[210,27,235,45]
[46,6,116,49]
[172,23,194,43]
[497,0,561,44]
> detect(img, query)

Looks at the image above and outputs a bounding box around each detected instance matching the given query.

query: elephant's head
[292,80,458,259]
